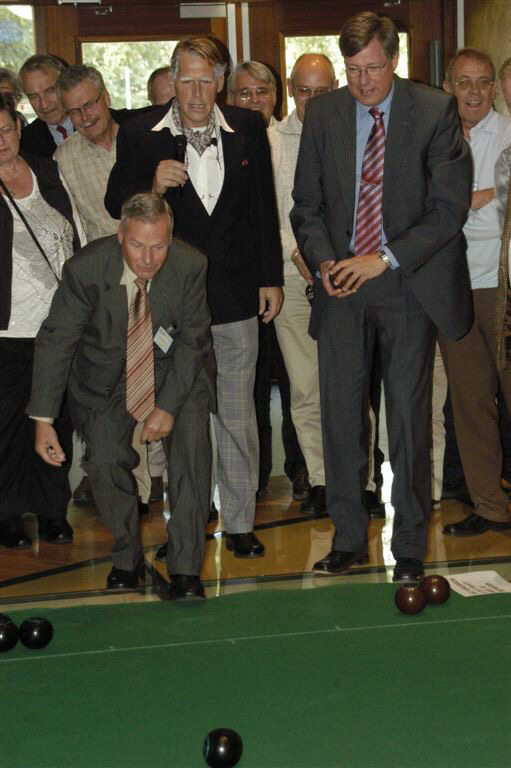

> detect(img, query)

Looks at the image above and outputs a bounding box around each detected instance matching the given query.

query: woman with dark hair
[0,92,85,550]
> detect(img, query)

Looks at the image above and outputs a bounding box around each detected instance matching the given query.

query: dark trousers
[318,271,435,561]
[0,338,72,523]
[254,319,306,487]
[76,376,211,573]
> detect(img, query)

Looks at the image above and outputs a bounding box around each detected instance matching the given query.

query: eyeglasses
[448,77,494,91]
[294,87,330,98]
[66,90,103,119]
[236,87,271,101]
[345,61,389,78]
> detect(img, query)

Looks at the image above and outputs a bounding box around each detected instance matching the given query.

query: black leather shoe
[441,478,468,500]
[168,574,205,601]
[443,512,511,537]
[292,467,311,501]
[300,485,326,516]
[365,489,386,519]
[313,549,368,575]
[0,517,32,549]
[225,532,265,557]
[393,558,424,582]
[106,560,145,589]
[38,517,73,544]
[138,500,149,517]
[73,475,95,506]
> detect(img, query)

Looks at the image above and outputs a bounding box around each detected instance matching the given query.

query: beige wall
[465,0,511,114]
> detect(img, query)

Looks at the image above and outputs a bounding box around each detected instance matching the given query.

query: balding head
[288,54,338,123]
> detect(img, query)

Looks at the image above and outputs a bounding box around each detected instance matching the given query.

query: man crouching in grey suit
[28,192,214,600]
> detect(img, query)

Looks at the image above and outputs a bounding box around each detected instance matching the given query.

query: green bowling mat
[1,583,510,767]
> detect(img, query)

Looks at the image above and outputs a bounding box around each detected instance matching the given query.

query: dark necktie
[354,107,385,257]
[56,125,68,140]
[126,278,155,422]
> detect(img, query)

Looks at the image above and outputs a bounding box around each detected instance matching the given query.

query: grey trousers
[318,269,436,561]
[211,317,259,533]
[78,375,211,573]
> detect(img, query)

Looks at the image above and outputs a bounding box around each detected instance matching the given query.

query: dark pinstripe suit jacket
[290,75,473,340]
[28,235,214,425]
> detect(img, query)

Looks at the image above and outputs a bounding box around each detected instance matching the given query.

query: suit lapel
[383,77,414,210]
[103,247,128,333]
[208,126,243,226]
[149,258,173,332]
[329,92,356,219]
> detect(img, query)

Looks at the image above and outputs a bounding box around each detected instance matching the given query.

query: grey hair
[170,36,226,80]
[227,61,276,94]
[445,47,496,83]
[120,193,174,231]
[19,54,67,87]
[56,65,106,100]
[0,68,23,104]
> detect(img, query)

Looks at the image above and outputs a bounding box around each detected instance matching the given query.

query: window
[0,5,35,121]
[81,40,179,108]
[284,33,409,115]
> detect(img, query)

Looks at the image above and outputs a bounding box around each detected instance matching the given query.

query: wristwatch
[377,248,392,269]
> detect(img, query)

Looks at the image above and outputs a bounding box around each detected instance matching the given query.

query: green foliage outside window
[82,41,178,109]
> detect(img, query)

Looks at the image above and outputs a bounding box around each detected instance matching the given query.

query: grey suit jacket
[290,75,473,340]
[28,234,214,424]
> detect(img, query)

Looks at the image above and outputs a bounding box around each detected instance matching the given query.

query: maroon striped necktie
[126,278,155,422]
[354,107,385,257]
[56,125,68,140]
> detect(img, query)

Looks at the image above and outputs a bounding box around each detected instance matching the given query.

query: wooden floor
[1,468,511,609]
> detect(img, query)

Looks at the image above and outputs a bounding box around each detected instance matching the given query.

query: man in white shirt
[442,47,511,536]
[106,36,283,560]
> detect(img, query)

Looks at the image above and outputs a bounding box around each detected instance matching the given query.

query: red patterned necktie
[126,277,155,422]
[354,107,385,257]
[56,125,68,140]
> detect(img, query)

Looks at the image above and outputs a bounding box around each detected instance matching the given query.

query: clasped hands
[35,407,174,467]
[320,252,388,298]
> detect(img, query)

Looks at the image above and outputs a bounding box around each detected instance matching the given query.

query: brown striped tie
[126,277,155,421]
[354,107,385,257]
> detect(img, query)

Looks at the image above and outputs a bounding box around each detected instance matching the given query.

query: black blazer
[291,75,473,341]
[19,118,57,159]
[105,102,283,325]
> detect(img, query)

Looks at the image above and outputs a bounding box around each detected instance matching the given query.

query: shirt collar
[356,82,394,122]
[470,108,498,136]
[151,101,234,135]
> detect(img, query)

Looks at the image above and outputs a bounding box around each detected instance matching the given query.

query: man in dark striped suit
[291,11,473,582]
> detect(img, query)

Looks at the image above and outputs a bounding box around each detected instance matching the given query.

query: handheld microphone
[174,134,187,163]
[174,134,187,196]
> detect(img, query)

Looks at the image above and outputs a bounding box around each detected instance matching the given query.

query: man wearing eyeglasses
[53,65,159,513]
[227,61,278,128]
[53,65,141,243]
[291,11,472,582]
[441,48,511,538]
